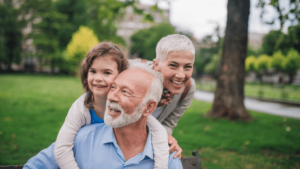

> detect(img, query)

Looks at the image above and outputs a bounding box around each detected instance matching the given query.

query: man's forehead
[114,68,153,87]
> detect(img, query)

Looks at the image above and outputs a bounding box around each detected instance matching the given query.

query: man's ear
[153,59,159,71]
[143,100,157,117]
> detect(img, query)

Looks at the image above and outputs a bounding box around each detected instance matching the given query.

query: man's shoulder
[76,123,109,140]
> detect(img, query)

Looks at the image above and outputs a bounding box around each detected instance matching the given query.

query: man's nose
[107,89,119,103]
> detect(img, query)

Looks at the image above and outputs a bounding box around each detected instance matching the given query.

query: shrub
[283,49,300,75]
[245,55,256,72]
[66,26,99,72]
[270,51,285,70]
[255,54,271,72]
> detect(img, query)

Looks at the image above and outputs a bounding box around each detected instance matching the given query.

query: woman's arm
[54,94,91,169]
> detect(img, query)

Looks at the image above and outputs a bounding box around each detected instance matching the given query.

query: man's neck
[113,117,148,161]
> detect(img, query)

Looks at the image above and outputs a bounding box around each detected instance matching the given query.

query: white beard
[104,100,145,128]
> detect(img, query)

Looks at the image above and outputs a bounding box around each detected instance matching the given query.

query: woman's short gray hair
[129,63,163,104]
[156,34,195,65]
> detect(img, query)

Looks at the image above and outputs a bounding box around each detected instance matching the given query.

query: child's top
[89,109,104,124]
[54,94,169,169]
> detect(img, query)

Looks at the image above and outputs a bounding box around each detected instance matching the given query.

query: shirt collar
[101,125,154,160]
[102,126,120,148]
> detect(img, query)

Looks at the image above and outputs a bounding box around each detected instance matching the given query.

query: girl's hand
[168,134,182,159]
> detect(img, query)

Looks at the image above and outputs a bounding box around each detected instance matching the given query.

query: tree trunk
[207,0,252,121]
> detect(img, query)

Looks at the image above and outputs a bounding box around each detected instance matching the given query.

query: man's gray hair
[129,63,163,104]
[156,34,195,65]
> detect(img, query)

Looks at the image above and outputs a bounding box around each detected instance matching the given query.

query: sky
[139,0,292,41]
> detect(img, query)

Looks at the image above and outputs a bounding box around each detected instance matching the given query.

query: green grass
[0,74,83,165]
[174,100,300,169]
[196,81,300,102]
[1,74,300,168]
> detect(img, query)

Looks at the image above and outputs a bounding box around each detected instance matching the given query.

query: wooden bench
[0,150,202,169]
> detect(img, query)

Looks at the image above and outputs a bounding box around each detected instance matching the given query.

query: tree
[203,54,220,77]
[270,51,285,71]
[130,23,176,60]
[257,0,300,31]
[288,23,300,53]
[0,1,24,71]
[261,30,284,55]
[283,49,300,83]
[207,0,252,120]
[54,0,89,49]
[255,54,272,72]
[30,0,68,73]
[66,26,99,72]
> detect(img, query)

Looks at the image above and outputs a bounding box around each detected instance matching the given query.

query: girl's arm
[147,115,169,169]
[54,94,91,169]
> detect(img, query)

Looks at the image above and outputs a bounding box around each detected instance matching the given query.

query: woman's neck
[92,95,107,119]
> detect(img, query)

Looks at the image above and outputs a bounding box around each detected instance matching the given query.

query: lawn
[1,74,299,169]
[196,81,300,102]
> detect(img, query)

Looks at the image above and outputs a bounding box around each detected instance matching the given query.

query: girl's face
[87,56,119,98]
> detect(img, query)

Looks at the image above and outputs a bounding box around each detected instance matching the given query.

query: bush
[66,26,99,72]
[245,55,256,72]
[255,54,271,72]
[283,49,300,75]
[270,51,285,70]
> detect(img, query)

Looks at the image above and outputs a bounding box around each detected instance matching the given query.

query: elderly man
[24,64,183,169]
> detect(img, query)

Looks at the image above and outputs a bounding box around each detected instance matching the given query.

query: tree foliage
[255,54,272,72]
[130,23,176,60]
[245,55,256,72]
[261,24,300,55]
[203,54,220,76]
[0,1,24,71]
[257,0,300,30]
[283,49,300,76]
[271,51,285,70]
[30,0,68,73]
[54,0,89,49]
[66,26,99,72]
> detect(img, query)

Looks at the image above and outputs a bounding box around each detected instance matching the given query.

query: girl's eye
[90,70,96,73]
[104,72,111,75]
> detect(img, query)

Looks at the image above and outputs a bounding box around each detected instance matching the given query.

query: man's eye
[123,90,129,94]
[111,86,116,89]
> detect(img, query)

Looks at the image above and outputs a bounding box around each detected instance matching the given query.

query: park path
[194,90,300,119]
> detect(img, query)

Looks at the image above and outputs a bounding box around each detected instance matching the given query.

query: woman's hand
[168,134,182,159]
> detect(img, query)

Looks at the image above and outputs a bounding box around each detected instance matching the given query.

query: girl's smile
[87,56,119,98]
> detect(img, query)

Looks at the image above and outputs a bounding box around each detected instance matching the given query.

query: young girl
[54,42,169,169]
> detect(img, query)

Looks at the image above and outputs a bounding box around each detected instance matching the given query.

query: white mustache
[107,101,124,112]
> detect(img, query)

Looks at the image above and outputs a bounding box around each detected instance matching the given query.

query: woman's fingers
[173,147,182,159]
[169,143,176,154]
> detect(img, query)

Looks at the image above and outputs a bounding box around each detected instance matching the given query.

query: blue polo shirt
[24,123,183,169]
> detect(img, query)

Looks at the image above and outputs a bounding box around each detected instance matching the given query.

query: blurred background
[0,0,300,168]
